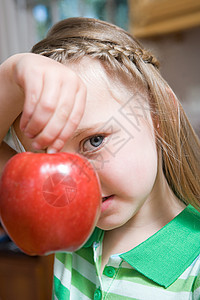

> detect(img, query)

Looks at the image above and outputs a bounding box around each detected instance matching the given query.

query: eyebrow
[72,122,106,140]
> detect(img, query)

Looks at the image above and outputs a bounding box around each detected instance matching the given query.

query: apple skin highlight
[0,152,101,255]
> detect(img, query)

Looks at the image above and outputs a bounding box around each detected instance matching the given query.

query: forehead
[67,57,149,129]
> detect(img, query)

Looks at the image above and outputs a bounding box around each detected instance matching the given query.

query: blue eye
[90,136,104,147]
[82,135,105,153]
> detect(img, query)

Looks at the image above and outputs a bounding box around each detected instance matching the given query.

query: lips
[102,195,114,202]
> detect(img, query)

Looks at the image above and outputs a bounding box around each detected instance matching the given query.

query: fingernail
[47,148,57,154]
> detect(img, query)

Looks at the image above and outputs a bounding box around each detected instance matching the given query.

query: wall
[0,0,36,63]
[141,26,200,136]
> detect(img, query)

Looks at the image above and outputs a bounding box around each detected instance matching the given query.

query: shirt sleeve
[193,270,200,299]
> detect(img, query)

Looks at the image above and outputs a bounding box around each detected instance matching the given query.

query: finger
[19,74,43,132]
[47,82,87,153]
[31,82,79,149]
[22,77,61,138]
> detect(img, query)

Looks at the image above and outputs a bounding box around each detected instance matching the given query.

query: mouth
[102,195,114,202]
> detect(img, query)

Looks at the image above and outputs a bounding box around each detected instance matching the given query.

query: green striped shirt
[53,205,200,299]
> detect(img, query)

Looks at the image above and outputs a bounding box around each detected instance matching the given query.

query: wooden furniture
[0,240,54,300]
[129,0,200,38]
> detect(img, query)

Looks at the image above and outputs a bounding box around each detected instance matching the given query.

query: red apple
[0,152,101,255]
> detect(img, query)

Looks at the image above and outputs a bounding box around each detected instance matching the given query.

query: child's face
[62,59,158,231]
[17,58,159,232]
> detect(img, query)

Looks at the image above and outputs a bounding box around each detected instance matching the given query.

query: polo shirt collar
[85,205,200,288]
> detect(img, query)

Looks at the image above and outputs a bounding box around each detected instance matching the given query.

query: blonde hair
[32,17,200,210]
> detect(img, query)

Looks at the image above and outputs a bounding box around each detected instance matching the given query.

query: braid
[34,39,159,70]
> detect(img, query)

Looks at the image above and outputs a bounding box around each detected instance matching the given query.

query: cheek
[116,152,157,192]
[99,131,158,196]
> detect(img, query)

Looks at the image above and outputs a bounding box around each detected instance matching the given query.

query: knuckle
[51,139,65,151]
[43,131,56,143]
[21,111,31,124]
[68,117,79,129]
[41,101,55,113]
[35,133,54,148]
[31,115,45,128]
[58,106,69,121]
[29,93,38,106]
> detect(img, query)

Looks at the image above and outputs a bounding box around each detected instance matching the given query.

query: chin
[97,218,126,231]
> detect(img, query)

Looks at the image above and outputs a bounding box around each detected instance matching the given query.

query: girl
[0,18,200,299]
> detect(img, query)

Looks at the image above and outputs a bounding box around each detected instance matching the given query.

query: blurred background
[0,1,200,299]
[0,0,200,136]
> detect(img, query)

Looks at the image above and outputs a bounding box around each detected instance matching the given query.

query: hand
[14,53,86,153]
